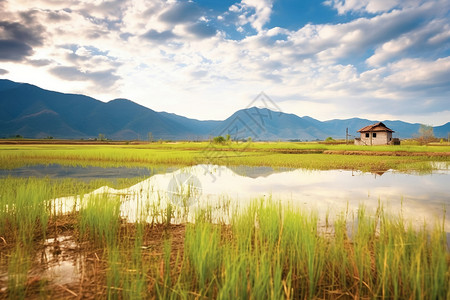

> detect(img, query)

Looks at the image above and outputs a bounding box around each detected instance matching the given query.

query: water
[1,163,448,229]
[1,163,449,286]
[0,164,170,181]
[38,164,449,232]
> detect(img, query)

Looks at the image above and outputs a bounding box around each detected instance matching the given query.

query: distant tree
[325,137,335,142]
[213,136,226,144]
[416,124,434,144]
[247,137,252,143]
[14,135,23,139]
[98,133,106,141]
[148,132,154,143]
[225,134,231,143]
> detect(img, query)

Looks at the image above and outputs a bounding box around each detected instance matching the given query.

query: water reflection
[51,164,450,232]
[0,164,176,181]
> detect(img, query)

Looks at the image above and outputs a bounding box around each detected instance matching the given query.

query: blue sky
[0,0,449,125]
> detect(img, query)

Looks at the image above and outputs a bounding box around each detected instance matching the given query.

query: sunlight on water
[50,164,450,232]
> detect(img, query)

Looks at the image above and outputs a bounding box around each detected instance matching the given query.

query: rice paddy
[0,142,449,172]
[0,142,449,299]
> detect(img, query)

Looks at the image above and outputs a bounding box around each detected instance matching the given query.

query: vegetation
[0,142,448,172]
[0,177,448,299]
[213,136,226,144]
[0,141,449,298]
[415,124,436,145]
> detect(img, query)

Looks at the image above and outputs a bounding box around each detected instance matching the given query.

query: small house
[354,122,394,145]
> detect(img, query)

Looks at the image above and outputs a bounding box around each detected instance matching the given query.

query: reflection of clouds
[52,165,450,231]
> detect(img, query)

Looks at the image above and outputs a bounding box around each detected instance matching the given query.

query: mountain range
[0,79,448,141]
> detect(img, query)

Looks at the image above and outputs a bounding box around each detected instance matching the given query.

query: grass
[0,142,449,172]
[0,177,448,299]
[0,177,51,246]
[0,144,449,298]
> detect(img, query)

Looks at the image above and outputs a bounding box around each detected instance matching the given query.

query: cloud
[275,1,447,66]
[50,66,120,88]
[186,22,217,39]
[141,29,177,42]
[0,39,33,61]
[0,68,9,75]
[366,17,450,66]
[159,2,203,24]
[384,57,450,92]
[45,10,71,22]
[77,0,127,23]
[0,0,448,125]
[28,58,52,66]
[229,0,274,32]
[0,11,46,61]
[0,20,44,46]
[324,0,418,14]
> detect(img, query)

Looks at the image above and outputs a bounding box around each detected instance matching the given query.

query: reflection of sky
[52,165,449,231]
[196,166,449,228]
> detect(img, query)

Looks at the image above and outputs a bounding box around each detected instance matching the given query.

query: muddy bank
[0,220,187,300]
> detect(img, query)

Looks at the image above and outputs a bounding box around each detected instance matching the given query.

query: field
[1,141,449,171]
[0,141,449,299]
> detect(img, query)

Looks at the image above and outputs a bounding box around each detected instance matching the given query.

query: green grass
[0,142,448,172]
[167,200,449,299]
[78,193,121,248]
[0,177,51,246]
[0,163,448,298]
[7,246,30,300]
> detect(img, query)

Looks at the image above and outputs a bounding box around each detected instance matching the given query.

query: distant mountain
[434,122,450,139]
[211,107,329,140]
[0,79,448,140]
[0,80,216,140]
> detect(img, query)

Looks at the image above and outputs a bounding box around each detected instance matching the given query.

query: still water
[18,163,446,232]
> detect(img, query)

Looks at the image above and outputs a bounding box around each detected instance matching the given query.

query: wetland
[0,142,449,299]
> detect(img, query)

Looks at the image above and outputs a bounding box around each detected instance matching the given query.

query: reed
[7,246,30,300]
[0,174,448,299]
[78,193,121,248]
[0,177,50,246]
[1,143,448,172]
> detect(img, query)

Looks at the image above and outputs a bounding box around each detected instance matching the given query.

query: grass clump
[0,175,448,299]
[152,200,449,299]
[0,143,448,172]
[0,178,51,246]
[78,193,121,248]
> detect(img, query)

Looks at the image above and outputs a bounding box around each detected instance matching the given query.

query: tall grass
[0,178,51,246]
[7,246,30,300]
[0,174,448,298]
[78,193,121,247]
[154,199,449,299]
[0,143,448,172]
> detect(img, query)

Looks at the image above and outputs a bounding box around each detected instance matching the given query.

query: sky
[0,0,449,125]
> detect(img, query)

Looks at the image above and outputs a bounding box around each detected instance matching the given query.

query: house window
[365,133,369,138]
[372,133,377,138]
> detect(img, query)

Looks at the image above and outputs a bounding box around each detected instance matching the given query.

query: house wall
[355,131,392,145]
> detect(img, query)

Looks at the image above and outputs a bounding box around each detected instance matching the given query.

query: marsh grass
[1,143,448,172]
[7,246,30,300]
[78,193,121,248]
[162,200,449,299]
[0,178,51,246]
[0,174,448,299]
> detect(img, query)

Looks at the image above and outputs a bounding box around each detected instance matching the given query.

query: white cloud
[1,0,449,125]
[384,57,450,89]
[324,0,424,14]
[228,0,274,32]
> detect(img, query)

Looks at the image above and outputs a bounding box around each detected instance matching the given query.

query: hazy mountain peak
[0,80,448,140]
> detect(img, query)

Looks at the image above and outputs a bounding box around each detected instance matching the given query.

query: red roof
[357,122,394,133]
